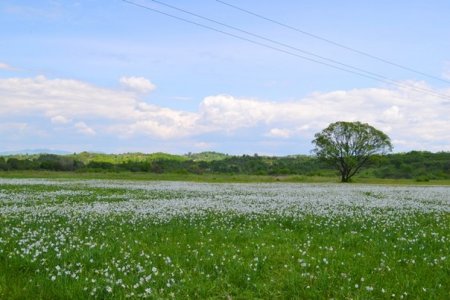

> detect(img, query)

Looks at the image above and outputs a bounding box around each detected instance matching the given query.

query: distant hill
[0,149,71,155]
[185,151,229,161]
[1,150,449,181]
[68,151,229,164]
[69,152,188,164]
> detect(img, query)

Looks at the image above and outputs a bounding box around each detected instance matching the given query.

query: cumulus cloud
[197,84,450,151]
[0,75,138,120]
[0,122,49,140]
[0,62,17,71]
[120,76,156,93]
[74,122,96,136]
[266,128,292,138]
[51,115,71,124]
[0,75,449,151]
[0,75,197,139]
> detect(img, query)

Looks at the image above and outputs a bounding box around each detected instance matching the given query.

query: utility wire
[122,0,450,100]
[147,0,410,89]
[119,1,394,84]
[216,0,450,85]
[145,0,449,99]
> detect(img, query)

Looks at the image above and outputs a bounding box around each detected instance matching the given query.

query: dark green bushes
[0,151,449,179]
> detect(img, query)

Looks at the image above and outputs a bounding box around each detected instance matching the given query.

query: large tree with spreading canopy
[312,121,392,182]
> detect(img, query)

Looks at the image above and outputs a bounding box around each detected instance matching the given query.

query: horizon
[1,148,449,158]
[1,1,450,155]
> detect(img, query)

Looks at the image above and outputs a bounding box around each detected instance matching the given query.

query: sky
[1,0,450,155]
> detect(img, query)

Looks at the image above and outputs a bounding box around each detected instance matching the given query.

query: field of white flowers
[0,178,449,299]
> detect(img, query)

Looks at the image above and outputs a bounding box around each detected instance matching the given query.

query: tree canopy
[312,121,392,182]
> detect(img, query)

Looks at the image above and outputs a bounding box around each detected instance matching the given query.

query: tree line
[0,151,449,180]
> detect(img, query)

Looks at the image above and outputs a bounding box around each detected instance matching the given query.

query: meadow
[0,178,449,299]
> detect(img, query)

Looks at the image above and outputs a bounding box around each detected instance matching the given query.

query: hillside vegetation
[0,151,449,181]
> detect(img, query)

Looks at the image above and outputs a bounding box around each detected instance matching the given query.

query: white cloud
[0,75,197,138]
[266,128,292,138]
[197,85,450,150]
[74,122,96,136]
[0,75,139,120]
[0,62,17,71]
[0,75,449,151]
[381,105,403,122]
[120,76,156,93]
[51,115,71,124]
[199,95,276,130]
[0,122,49,139]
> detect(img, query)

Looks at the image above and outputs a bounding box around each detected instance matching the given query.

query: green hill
[0,151,449,181]
[184,151,229,161]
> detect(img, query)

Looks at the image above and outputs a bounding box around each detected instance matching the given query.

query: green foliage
[312,121,392,182]
[68,151,188,164]
[0,157,7,171]
[185,151,229,162]
[370,151,450,180]
[0,150,449,181]
[36,154,83,171]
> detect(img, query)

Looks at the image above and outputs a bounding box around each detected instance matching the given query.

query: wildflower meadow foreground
[0,179,449,299]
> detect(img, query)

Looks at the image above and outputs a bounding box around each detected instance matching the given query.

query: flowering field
[0,179,449,299]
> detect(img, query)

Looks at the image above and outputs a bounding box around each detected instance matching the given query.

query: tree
[312,121,392,182]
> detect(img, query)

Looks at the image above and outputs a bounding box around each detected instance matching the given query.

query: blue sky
[1,0,450,155]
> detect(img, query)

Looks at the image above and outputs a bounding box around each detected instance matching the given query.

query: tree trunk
[340,169,351,182]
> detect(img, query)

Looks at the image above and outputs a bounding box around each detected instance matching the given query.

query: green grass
[0,179,449,299]
[1,213,448,299]
[1,170,450,185]
[0,170,337,183]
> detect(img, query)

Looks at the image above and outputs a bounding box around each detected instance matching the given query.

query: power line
[121,0,450,101]
[118,1,393,85]
[216,0,450,85]
[147,0,410,89]
[145,0,449,99]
